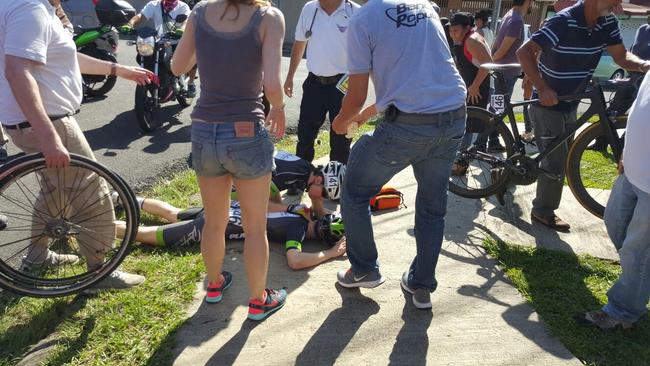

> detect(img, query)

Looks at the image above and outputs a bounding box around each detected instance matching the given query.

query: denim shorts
[191,121,274,179]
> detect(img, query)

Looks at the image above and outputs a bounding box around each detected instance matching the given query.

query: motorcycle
[130,15,193,133]
[71,0,135,98]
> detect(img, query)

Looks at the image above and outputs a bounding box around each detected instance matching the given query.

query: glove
[286,204,311,220]
[174,28,184,37]
[119,25,133,35]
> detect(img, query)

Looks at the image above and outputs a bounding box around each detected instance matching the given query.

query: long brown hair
[221,0,271,20]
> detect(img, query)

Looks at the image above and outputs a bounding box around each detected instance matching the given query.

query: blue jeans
[602,174,650,323]
[341,112,465,291]
[191,121,274,179]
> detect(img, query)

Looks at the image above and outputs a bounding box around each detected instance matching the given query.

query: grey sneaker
[577,310,633,330]
[83,270,145,294]
[337,268,385,289]
[401,272,432,309]
[19,250,79,272]
[0,144,7,164]
[0,214,7,230]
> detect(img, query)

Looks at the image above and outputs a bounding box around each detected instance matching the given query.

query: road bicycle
[449,63,627,219]
[0,154,139,297]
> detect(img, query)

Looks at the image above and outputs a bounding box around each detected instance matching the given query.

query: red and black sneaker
[205,271,232,304]
[247,288,287,321]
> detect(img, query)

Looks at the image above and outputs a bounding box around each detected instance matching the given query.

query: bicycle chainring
[507,155,539,186]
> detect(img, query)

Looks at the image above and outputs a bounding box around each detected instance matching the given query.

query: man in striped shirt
[516,0,650,231]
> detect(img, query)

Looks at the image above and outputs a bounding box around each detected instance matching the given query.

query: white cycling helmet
[320,161,346,200]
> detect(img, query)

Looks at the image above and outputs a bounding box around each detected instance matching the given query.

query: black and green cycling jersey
[231,150,314,200]
[155,201,309,251]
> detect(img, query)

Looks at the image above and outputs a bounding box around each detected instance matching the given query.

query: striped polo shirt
[531,2,623,109]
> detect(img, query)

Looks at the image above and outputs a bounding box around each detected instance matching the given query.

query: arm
[351,104,378,126]
[492,36,517,61]
[5,56,69,168]
[331,73,370,134]
[283,41,307,97]
[466,37,493,104]
[285,239,346,270]
[608,44,650,73]
[517,40,557,106]
[261,8,286,138]
[77,53,152,84]
[126,13,144,28]
[171,12,197,76]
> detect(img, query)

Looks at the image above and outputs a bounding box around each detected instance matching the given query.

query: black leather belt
[308,72,344,85]
[3,111,78,130]
[385,105,466,125]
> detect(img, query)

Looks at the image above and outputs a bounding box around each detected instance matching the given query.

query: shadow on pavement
[388,290,433,365]
[84,104,188,156]
[295,284,380,366]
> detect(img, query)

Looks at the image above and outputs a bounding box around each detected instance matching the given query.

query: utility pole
[491,0,503,32]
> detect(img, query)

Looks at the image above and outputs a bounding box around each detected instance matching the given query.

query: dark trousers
[296,76,351,163]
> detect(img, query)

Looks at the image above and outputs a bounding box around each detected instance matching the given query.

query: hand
[119,25,133,35]
[173,28,184,37]
[538,87,558,107]
[41,136,70,169]
[283,78,294,97]
[286,203,311,220]
[115,64,154,86]
[265,106,285,139]
[327,239,347,259]
[467,83,482,105]
[331,115,348,135]
[618,158,624,175]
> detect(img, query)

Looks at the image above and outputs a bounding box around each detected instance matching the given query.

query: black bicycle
[449,63,627,219]
[0,154,139,297]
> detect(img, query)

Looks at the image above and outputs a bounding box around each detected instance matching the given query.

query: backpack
[369,186,406,211]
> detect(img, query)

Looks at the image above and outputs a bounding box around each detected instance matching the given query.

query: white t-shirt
[0,0,82,125]
[623,73,650,194]
[141,0,191,37]
[294,0,360,77]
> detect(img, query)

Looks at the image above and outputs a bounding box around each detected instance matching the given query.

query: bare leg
[115,220,160,246]
[198,174,232,285]
[234,173,272,301]
[141,198,181,223]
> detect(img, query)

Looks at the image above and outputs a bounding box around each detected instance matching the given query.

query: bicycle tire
[0,153,139,297]
[566,119,626,219]
[448,107,515,198]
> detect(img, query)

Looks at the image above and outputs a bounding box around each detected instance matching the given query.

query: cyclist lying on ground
[231,150,346,218]
[115,197,346,270]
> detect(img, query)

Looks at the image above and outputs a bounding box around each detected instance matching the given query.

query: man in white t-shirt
[579,73,650,330]
[1,0,153,292]
[124,0,197,97]
[284,0,360,167]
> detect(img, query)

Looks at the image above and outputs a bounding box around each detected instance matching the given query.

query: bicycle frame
[491,74,624,175]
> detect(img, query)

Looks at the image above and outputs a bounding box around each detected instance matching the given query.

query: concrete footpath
[164,164,608,365]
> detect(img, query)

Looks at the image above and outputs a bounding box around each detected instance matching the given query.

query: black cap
[450,12,474,27]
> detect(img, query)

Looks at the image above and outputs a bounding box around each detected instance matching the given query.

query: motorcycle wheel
[82,52,117,97]
[135,85,161,132]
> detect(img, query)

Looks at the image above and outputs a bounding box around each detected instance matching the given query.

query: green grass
[484,238,650,366]
[0,124,378,366]
[578,150,619,190]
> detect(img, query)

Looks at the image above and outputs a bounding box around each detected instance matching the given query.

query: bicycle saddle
[481,63,521,71]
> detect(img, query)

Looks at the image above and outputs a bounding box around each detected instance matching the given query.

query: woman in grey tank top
[171,0,287,320]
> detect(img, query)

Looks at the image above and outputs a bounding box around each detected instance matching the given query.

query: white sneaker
[83,270,145,294]
[19,250,79,272]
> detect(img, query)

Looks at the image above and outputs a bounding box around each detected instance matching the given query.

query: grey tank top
[191,2,266,124]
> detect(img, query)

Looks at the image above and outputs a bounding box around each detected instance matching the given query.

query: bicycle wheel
[566,118,626,219]
[449,107,515,198]
[0,153,139,297]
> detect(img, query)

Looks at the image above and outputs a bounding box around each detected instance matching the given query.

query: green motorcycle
[72,0,135,98]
